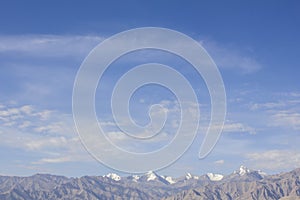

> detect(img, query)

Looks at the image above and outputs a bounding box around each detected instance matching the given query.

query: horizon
[1,164,297,179]
[0,1,300,178]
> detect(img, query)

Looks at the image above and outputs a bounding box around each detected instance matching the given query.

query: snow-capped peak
[186,173,192,180]
[257,170,267,177]
[103,173,121,181]
[132,175,140,182]
[207,173,224,181]
[146,171,158,181]
[185,173,199,180]
[234,165,251,176]
[164,176,176,184]
[143,171,176,184]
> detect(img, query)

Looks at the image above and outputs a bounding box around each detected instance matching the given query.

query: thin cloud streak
[246,150,300,171]
[0,34,262,74]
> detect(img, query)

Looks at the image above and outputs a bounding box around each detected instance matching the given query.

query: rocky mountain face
[164,167,300,200]
[0,166,299,200]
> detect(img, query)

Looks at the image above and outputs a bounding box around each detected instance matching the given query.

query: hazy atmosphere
[0,1,299,178]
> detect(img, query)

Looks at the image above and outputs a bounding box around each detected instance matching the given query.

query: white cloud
[2,121,16,127]
[33,157,72,164]
[0,105,34,120]
[246,150,300,170]
[223,122,256,134]
[18,121,31,129]
[283,92,300,97]
[33,153,93,164]
[0,103,74,136]
[99,121,116,127]
[19,105,34,115]
[208,121,256,135]
[0,108,21,117]
[249,94,300,131]
[96,100,201,153]
[0,35,104,58]
[250,102,286,110]
[33,122,70,134]
[0,102,91,165]
[0,34,261,75]
[34,110,53,121]
[202,40,262,73]
[269,110,300,130]
[106,131,128,141]
[25,136,68,150]
[249,98,300,111]
[0,125,90,165]
[214,159,225,165]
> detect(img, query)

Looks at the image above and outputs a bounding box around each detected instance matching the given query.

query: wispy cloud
[0,103,73,136]
[0,35,103,58]
[269,110,300,131]
[205,121,256,135]
[251,92,300,131]
[250,102,286,111]
[222,122,256,135]
[0,102,90,165]
[246,150,300,171]
[98,100,196,153]
[214,159,225,165]
[201,39,262,73]
[0,34,262,75]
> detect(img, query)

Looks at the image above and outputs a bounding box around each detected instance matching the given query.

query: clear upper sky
[0,1,299,177]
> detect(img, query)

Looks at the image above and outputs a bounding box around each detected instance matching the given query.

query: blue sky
[0,1,300,177]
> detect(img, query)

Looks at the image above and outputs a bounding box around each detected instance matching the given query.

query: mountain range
[0,166,299,200]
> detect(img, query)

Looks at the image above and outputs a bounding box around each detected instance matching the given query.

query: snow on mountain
[234,165,251,176]
[206,173,224,181]
[103,173,121,181]
[163,176,176,184]
[102,166,265,184]
[185,173,199,180]
[228,165,267,182]
[1,168,298,200]
[185,173,192,180]
[126,174,140,182]
[131,175,140,182]
[257,170,267,177]
[146,171,157,181]
[139,171,176,184]
[233,165,267,177]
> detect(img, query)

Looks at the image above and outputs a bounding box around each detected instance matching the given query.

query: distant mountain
[206,172,224,181]
[164,167,300,200]
[0,166,299,200]
[103,173,121,181]
[222,165,266,182]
